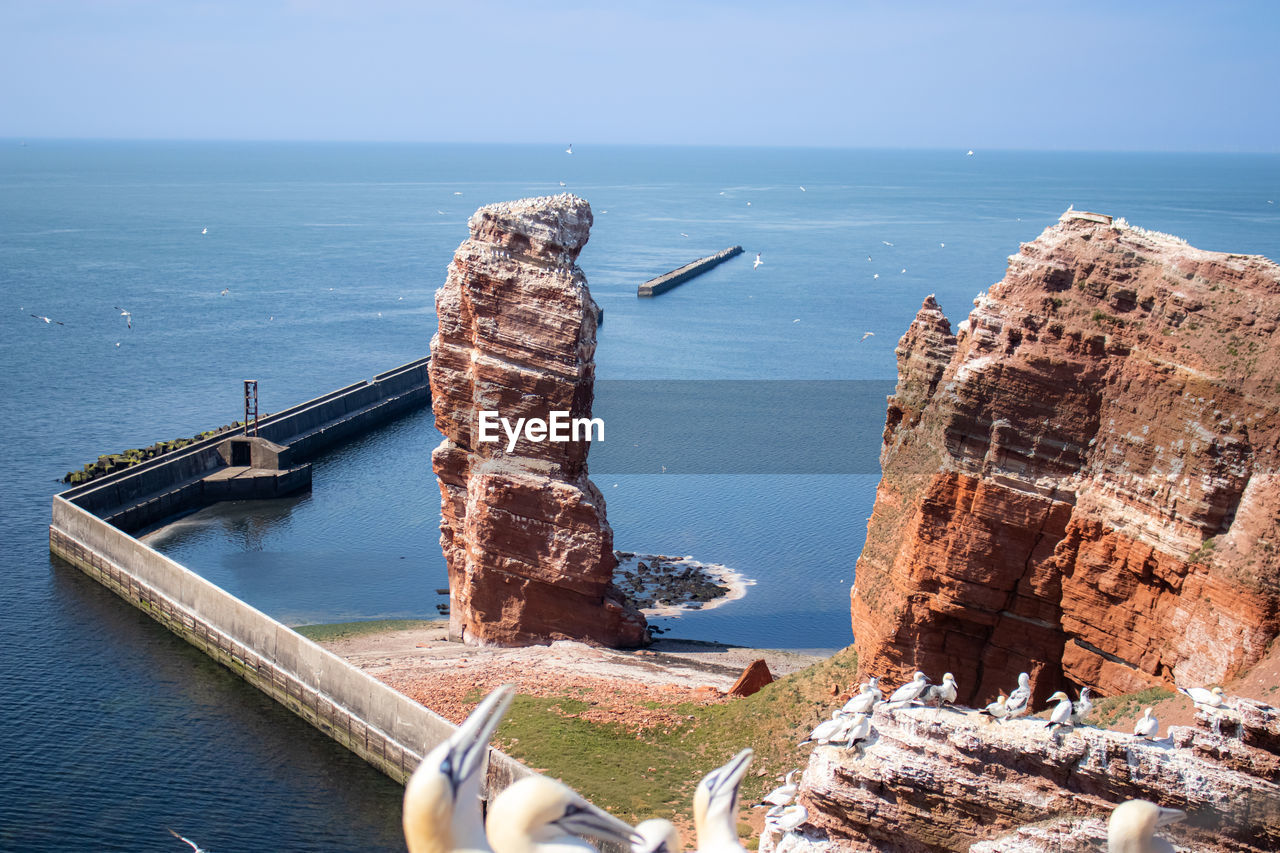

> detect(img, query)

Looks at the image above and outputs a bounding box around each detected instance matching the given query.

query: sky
[2,0,1279,151]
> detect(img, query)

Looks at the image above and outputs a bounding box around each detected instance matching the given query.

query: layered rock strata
[429,195,647,647]
[851,212,1280,706]
[763,701,1280,853]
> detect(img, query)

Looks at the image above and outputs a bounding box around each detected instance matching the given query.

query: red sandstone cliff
[850,211,1280,706]
[429,195,647,647]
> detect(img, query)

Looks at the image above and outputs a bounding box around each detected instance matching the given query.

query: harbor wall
[62,356,432,532]
[45,354,640,832]
[637,245,743,296]
[49,492,534,794]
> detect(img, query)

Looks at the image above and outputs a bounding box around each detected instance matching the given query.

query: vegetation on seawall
[62,421,249,485]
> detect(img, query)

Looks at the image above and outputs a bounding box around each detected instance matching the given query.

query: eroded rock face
[429,195,648,647]
[851,212,1280,706]
[762,701,1280,853]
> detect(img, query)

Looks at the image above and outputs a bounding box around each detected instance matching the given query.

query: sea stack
[429,194,648,647]
[850,211,1280,705]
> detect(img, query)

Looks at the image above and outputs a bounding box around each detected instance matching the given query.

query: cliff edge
[429,194,648,647]
[763,698,1280,852]
[851,211,1280,706]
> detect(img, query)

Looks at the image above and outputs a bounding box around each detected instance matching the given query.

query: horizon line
[2,137,1279,157]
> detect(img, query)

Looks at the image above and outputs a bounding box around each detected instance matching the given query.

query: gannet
[693,748,753,853]
[1133,707,1159,740]
[760,770,799,807]
[1005,673,1031,719]
[403,684,515,853]
[841,713,872,751]
[114,306,132,329]
[764,804,807,835]
[1044,691,1073,734]
[201,227,207,234]
[886,671,930,706]
[858,332,875,342]
[842,683,879,715]
[966,150,974,156]
[1071,687,1093,725]
[1106,799,1185,853]
[873,273,879,279]
[29,313,65,325]
[979,692,1009,723]
[923,673,957,707]
[798,186,806,192]
[802,710,846,745]
[487,776,638,853]
[881,240,893,246]
[753,253,763,269]
[825,712,865,748]
[632,819,680,853]
[1177,685,1226,709]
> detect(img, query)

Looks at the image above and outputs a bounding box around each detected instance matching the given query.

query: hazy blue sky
[3,0,1278,150]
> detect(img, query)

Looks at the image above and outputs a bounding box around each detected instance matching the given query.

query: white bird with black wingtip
[403,684,516,853]
[885,671,930,707]
[1004,673,1032,719]
[1178,685,1227,710]
[1133,707,1160,741]
[693,748,754,853]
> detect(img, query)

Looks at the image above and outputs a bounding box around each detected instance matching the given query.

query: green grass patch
[292,618,443,642]
[1089,686,1175,728]
[492,646,860,825]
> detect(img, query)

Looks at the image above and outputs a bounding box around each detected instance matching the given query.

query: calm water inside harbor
[3,142,1278,849]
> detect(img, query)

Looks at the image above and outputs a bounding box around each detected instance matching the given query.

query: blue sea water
[2,141,1278,850]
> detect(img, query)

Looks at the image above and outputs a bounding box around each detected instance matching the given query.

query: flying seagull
[30,314,65,325]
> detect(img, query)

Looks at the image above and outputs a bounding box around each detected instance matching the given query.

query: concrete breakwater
[637,245,743,296]
[61,357,431,533]
[48,356,535,798]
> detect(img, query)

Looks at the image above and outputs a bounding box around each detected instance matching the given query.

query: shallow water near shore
[3,142,1279,849]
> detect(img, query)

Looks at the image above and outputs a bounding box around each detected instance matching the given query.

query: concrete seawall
[49,356,537,806]
[637,245,744,296]
[62,357,432,533]
[49,498,533,794]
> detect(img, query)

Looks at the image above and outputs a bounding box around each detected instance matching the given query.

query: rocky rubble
[850,211,1280,707]
[764,698,1280,852]
[428,195,647,647]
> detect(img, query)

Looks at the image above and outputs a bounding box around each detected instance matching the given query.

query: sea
[2,141,1277,851]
